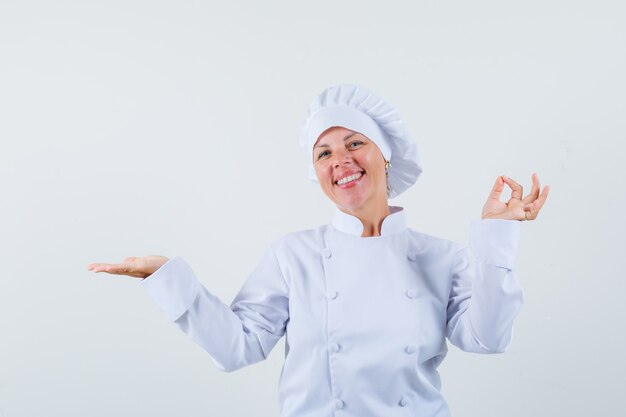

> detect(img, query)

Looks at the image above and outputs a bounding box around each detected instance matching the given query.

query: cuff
[140,256,201,322]
[469,219,522,270]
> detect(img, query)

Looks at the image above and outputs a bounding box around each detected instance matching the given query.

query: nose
[332,149,353,168]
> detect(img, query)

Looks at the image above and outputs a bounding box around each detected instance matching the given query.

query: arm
[141,245,290,372]
[446,218,524,353]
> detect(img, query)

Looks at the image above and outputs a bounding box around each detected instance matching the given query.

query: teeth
[336,172,363,185]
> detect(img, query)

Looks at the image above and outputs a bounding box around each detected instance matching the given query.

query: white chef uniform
[141,205,523,417]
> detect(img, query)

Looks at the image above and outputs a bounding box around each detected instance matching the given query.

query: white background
[1,1,624,416]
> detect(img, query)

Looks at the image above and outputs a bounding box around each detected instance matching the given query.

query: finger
[522,173,540,204]
[525,185,550,220]
[90,262,136,276]
[486,176,506,202]
[104,263,136,275]
[88,263,109,272]
[534,185,550,212]
[503,175,523,200]
[522,201,537,221]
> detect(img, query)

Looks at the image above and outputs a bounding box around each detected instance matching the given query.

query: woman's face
[313,126,388,212]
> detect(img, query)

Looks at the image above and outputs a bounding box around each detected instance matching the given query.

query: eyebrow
[314,132,358,148]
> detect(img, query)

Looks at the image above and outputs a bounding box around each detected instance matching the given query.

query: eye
[349,140,363,148]
[317,150,330,160]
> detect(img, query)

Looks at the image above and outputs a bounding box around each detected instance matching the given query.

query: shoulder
[268,224,329,257]
[406,227,464,257]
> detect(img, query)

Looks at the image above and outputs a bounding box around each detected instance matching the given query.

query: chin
[334,195,369,211]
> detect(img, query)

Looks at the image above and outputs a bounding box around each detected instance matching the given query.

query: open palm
[87,255,169,279]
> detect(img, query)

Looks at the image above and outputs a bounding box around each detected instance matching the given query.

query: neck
[339,200,391,237]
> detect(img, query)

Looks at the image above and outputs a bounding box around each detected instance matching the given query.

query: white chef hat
[299,83,422,199]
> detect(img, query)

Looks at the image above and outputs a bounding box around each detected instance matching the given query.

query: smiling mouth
[335,171,365,186]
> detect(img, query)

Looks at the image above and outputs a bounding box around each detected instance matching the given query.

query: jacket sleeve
[446,218,524,353]
[140,245,290,372]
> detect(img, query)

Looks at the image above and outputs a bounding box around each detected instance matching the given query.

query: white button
[406,289,418,299]
[399,396,409,407]
[326,290,339,300]
[322,248,332,259]
[405,344,416,354]
[407,252,417,261]
[333,399,344,409]
[330,342,341,353]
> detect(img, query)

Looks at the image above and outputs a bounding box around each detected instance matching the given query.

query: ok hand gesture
[87,256,169,279]
[481,173,550,221]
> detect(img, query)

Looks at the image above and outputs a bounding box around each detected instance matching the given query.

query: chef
[88,83,550,417]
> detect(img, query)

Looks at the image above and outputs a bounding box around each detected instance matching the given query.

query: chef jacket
[141,205,524,417]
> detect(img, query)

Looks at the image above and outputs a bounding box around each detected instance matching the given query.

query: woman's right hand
[87,256,170,279]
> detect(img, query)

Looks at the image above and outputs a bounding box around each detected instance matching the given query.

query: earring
[385,160,391,171]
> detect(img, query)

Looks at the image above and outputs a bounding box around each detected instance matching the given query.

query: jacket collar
[331,205,406,237]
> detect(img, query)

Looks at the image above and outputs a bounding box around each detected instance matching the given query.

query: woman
[88,84,550,417]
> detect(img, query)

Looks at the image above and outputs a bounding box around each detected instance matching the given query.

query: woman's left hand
[481,173,550,221]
